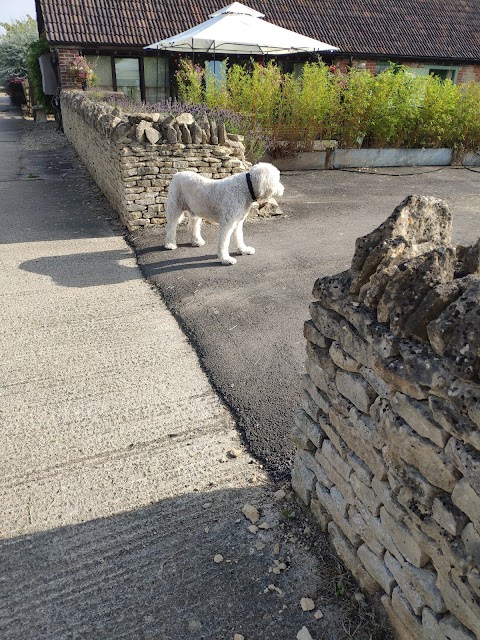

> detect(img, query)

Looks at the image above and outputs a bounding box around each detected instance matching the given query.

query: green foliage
[176,58,204,104]
[0,16,37,83]
[26,35,52,109]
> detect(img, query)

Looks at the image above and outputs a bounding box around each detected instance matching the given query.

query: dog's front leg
[234,219,255,255]
[217,220,237,265]
[190,216,206,247]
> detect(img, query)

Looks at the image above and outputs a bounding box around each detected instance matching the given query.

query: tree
[0,16,38,83]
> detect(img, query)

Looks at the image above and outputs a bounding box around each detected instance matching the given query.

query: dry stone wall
[60,90,255,231]
[292,195,480,640]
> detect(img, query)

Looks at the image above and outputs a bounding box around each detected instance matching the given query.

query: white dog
[164,162,284,265]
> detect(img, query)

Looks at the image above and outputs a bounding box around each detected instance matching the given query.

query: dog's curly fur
[164,162,285,265]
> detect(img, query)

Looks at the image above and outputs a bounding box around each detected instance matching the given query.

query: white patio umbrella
[145,2,338,55]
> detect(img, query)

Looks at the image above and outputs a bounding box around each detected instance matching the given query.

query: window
[85,55,113,90]
[144,56,169,103]
[428,67,458,82]
[114,58,141,101]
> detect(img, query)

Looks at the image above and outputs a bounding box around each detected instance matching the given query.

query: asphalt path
[131,166,480,477]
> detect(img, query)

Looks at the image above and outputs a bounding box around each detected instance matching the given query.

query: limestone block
[316,483,360,546]
[355,499,403,563]
[456,239,480,277]
[451,479,480,532]
[309,302,343,341]
[291,423,316,452]
[301,387,321,423]
[302,374,330,416]
[404,514,471,577]
[391,586,425,639]
[209,118,218,145]
[436,572,480,637]
[391,392,449,447]
[384,552,425,615]
[315,448,354,503]
[461,523,480,566]
[382,594,418,640]
[351,195,452,277]
[303,319,330,349]
[381,507,429,568]
[306,341,337,378]
[327,522,381,594]
[336,370,378,413]
[444,438,480,494]
[357,544,396,594]
[371,477,406,520]
[175,112,194,126]
[377,247,455,337]
[429,396,480,452]
[329,341,361,372]
[322,439,351,480]
[165,125,177,144]
[349,405,385,450]
[179,123,192,144]
[293,408,326,449]
[348,506,385,555]
[347,451,373,486]
[427,278,480,380]
[373,400,460,492]
[217,121,227,145]
[403,278,471,343]
[439,615,476,640]
[371,354,427,400]
[301,449,332,489]
[309,496,331,531]
[315,411,348,460]
[145,126,161,145]
[422,608,448,640]
[291,452,315,505]
[351,472,382,516]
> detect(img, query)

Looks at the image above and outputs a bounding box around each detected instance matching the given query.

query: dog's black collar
[246,172,257,202]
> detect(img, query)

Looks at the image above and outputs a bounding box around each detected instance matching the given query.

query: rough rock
[175,112,195,126]
[376,247,456,334]
[351,195,452,276]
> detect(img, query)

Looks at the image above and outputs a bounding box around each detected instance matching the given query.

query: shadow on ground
[0,486,392,640]
[20,249,140,288]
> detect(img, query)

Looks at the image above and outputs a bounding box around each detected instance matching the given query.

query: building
[34,0,480,101]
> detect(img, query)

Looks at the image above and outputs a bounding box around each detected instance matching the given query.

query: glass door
[114,58,141,101]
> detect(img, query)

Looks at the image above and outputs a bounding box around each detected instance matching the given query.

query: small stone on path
[234,635,245,640]
[247,525,258,534]
[273,489,287,501]
[300,597,315,611]
[255,541,266,550]
[297,626,314,640]
[213,554,224,563]
[314,609,324,620]
[242,504,260,523]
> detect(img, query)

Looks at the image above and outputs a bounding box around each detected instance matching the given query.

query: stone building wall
[292,195,480,640]
[60,90,249,231]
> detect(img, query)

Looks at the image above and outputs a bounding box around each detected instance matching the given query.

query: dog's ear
[250,163,280,201]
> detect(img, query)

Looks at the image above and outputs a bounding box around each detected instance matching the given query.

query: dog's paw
[192,239,206,247]
[220,256,237,266]
[240,246,255,255]
[164,243,177,250]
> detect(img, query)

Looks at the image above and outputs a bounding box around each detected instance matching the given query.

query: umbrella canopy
[145,2,338,55]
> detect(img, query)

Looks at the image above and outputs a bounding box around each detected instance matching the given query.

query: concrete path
[0,97,389,640]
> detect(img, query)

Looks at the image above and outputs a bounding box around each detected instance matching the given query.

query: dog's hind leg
[189,215,206,247]
[234,219,255,255]
[217,219,238,265]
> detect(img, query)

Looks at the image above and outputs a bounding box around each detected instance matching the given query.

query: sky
[0,0,37,25]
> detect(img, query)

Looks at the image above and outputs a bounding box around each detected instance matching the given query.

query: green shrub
[26,35,53,111]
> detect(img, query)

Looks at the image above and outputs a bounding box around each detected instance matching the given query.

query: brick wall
[57,47,83,89]
[292,195,480,640]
